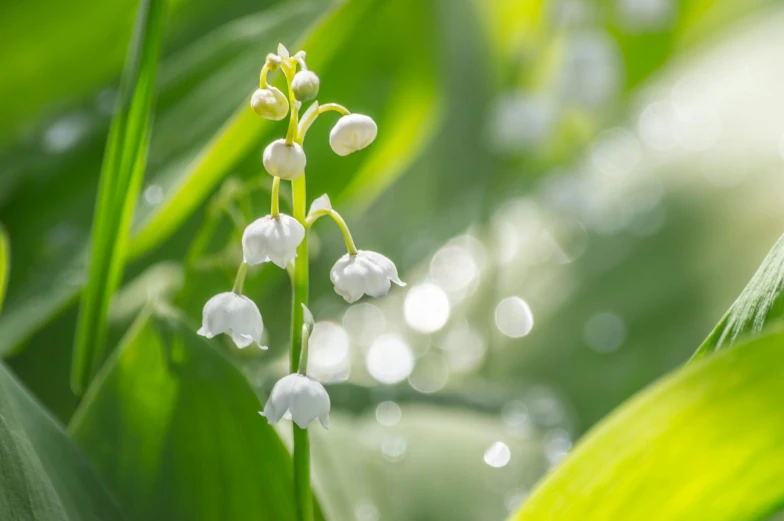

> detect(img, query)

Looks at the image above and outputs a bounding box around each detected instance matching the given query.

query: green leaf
[69,306,325,521]
[693,233,784,360]
[0,362,123,520]
[512,326,784,521]
[0,222,8,312]
[72,0,167,394]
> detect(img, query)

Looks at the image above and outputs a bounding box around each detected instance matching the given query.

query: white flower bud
[250,87,289,121]
[330,250,404,303]
[263,139,306,180]
[198,292,265,349]
[261,373,330,429]
[329,114,378,156]
[292,70,320,101]
[242,214,305,269]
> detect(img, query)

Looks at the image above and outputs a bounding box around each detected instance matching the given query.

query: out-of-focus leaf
[129,0,441,255]
[0,223,8,312]
[72,0,167,394]
[0,0,137,143]
[0,2,332,358]
[69,306,325,521]
[693,233,784,360]
[0,362,123,520]
[311,406,546,521]
[512,326,784,521]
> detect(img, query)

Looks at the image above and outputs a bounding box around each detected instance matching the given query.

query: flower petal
[243,214,304,269]
[230,331,254,349]
[308,194,332,218]
[363,250,405,286]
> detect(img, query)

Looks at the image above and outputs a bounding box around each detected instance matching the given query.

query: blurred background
[2,0,784,519]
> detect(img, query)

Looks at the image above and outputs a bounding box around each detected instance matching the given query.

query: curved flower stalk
[197,43,402,521]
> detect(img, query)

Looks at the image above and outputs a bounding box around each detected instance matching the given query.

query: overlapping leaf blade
[0,362,124,520]
[693,233,784,360]
[71,0,166,394]
[69,306,325,521]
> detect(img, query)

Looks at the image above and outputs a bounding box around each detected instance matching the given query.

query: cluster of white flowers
[198,44,404,430]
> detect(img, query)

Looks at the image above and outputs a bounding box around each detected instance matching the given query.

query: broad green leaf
[69,306,325,521]
[0,222,8,312]
[72,0,166,394]
[0,362,123,520]
[512,326,784,521]
[693,233,784,360]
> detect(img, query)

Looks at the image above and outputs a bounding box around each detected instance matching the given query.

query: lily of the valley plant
[198,43,404,521]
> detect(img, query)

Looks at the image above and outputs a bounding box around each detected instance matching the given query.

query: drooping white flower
[263,139,306,180]
[261,373,330,429]
[198,292,265,349]
[250,87,289,121]
[330,250,404,303]
[292,70,320,101]
[329,114,378,156]
[242,214,305,269]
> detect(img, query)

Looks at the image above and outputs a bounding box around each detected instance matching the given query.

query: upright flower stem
[285,49,313,519]
[290,173,312,521]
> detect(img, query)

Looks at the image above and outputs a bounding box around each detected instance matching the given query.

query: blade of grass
[71,0,166,395]
[692,232,784,361]
[0,223,9,312]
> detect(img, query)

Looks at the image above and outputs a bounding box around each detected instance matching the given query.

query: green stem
[232,262,248,294]
[306,209,358,255]
[290,173,312,521]
[271,176,280,217]
[298,103,350,142]
[293,428,312,521]
[259,62,271,88]
[284,62,300,146]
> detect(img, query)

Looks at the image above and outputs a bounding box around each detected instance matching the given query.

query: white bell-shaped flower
[243,214,305,269]
[263,139,306,180]
[262,373,330,429]
[292,70,320,101]
[330,250,404,303]
[250,87,289,121]
[198,292,265,349]
[329,114,378,156]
